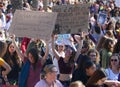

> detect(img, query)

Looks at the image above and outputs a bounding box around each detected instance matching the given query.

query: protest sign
[97,12,107,25]
[55,34,71,45]
[9,10,57,40]
[55,34,77,51]
[52,4,90,34]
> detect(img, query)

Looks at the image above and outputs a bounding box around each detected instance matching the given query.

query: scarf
[19,60,30,87]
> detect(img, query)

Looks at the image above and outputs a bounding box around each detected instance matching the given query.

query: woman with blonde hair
[70,81,85,87]
[105,53,120,80]
[35,64,63,87]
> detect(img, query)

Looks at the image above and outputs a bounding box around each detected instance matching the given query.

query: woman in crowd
[72,60,96,85]
[86,68,107,87]
[52,34,77,87]
[35,64,63,87]
[100,38,114,68]
[87,49,100,68]
[76,39,94,66]
[70,81,85,87]
[11,35,49,87]
[105,53,120,80]
[51,42,65,78]
[0,41,11,85]
[3,41,22,85]
[96,30,116,52]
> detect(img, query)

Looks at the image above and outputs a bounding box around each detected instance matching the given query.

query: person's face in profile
[86,64,96,76]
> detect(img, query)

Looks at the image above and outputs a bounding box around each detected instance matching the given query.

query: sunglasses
[111,59,118,62]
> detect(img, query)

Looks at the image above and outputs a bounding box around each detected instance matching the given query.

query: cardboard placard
[52,4,90,34]
[9,10,57,40]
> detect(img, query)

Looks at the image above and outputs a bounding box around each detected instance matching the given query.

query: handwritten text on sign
[9,10,57,40]
[52,4,89,34]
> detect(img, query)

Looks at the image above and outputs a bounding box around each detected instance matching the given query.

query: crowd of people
[0,0,120,87]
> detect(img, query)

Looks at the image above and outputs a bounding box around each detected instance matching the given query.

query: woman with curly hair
[101,38,115,68]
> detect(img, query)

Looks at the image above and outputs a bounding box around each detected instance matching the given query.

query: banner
[9,10,57,40]
[52,4,90,34]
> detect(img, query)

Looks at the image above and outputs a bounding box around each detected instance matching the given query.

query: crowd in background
[0,0,120,87]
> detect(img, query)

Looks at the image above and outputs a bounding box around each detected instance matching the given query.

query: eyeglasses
[111,59,118,62]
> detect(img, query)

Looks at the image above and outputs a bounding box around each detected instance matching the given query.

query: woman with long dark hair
[86,68,107,87]
[0,41,11,85]
[11,35,49,87]
[72,60,96,85]
[52,34,76,87]
[101,38,115,68]
[3,41,21,85]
